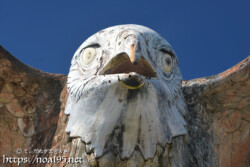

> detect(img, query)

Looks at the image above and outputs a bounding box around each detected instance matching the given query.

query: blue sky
[0,0,249,80]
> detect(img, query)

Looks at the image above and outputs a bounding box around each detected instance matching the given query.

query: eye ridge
[83,43,100,49]
[159,48,174,57]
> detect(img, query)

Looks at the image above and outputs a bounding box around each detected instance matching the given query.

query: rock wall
[0,46,66,167]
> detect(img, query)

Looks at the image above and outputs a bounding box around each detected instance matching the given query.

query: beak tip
[131,61,138,65]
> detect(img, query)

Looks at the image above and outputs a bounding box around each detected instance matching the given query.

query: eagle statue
[0,24,249,167]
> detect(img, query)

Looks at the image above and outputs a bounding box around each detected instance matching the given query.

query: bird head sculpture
[65,24,187,159]
[0,24,248,167]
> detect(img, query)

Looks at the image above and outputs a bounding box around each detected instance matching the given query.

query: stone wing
[0,46,68,165]
[182,56,249,167]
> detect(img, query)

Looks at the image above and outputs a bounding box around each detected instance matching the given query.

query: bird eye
[80,47,97,67]
[161,53,173,73]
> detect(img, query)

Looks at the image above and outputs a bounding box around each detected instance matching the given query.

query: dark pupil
[165,57,171,66]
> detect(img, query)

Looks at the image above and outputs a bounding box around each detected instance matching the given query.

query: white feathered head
[65,24,187,159]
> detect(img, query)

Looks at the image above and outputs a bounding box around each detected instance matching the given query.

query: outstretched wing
[0,46,67,165]
[182,56,249,167]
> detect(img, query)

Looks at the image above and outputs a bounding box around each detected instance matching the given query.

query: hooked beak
[99,55,157,78]
[99,32,157,89]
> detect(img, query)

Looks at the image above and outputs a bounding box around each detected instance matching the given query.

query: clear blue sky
[0,0,249,80]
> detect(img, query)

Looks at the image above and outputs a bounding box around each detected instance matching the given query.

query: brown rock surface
[183,56,250,167]
[0,46,67,167]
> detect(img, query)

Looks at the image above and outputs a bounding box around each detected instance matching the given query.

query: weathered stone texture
[62,136,187,167]
[0,46,66,167]
[183,56,250,167]
[0,45,249,167]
